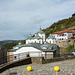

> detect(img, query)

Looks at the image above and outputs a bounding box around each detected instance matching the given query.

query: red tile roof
[52,30,75,34]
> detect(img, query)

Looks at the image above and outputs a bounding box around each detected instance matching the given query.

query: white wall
[51,32,73,40]
[38,33,46,42]
[13,47,42,54]
[26,39,43,44]
[13,47,43,61]
[46,39,56,44]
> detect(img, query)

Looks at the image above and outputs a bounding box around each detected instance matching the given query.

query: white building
[46,35,56,44]
[26,28,55,44]
[8,27,64,62]
[51,30,75,40]
[8,43,60,61]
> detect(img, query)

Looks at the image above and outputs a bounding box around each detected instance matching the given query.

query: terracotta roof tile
[52,30,75,34]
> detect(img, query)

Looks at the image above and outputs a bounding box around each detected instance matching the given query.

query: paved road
[0,59,75,75]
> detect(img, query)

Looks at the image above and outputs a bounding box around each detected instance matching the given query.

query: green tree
[66,45,74,53]
[72,13,75,17]
[2,42,18,50]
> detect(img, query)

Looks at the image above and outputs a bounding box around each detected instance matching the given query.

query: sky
[0,0,75,41]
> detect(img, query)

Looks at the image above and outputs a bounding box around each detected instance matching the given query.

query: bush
[72,13,75,17]
[66,45,74,53]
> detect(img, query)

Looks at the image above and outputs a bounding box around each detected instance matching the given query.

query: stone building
[56,39,75,48]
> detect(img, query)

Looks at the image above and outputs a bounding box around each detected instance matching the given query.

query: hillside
[0,40,18,47]
[1,13,75,50]
[1,40,26,50]
[43,13,75,37]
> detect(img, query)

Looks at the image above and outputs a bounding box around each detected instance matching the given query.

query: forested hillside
[43,13,75,37]
[1,13,75,50]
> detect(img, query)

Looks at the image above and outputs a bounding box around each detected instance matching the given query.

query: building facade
[8,43,60,61]
[26,28,56,44]
[56,39,75,48]
[51,30,75,40]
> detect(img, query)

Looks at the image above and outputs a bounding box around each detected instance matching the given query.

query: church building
[26,28,56,44]
[8,28,59,62]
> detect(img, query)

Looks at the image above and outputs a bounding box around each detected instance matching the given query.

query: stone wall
[0,56,75,73]
[42,56,75,64]
[56,39,75,48]
[31,57,44,64]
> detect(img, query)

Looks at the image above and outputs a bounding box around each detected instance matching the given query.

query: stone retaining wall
[43,56,75,64]
[0,56,75,73]
[31,57,43,64]
[31,56,75,64]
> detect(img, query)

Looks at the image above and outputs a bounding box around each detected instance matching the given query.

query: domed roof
[33,36,41,39]
[40,44,54,50]
[47,35,55,39]
[26,34,33,40]
[41,44,50,48]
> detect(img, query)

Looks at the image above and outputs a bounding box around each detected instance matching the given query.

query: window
[62,38,63,40]
[50,41,51,43]
[68,40,71,42]
[64,34,66,36]
[14,56,17,59]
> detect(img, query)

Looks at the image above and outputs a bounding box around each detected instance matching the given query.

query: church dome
[33,36,41,39]
[41,44,50,48]
[26,34,33,40]
[47,35,55,39]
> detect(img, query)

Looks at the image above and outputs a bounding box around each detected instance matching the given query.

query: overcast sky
[0,0,75,41]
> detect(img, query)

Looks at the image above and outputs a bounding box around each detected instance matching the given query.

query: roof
[26,35,33,40]
[8,43,59,52]
[47,35,55,39]
[52,30,74,34]
[8,49,17,51]
[13,44,23,48]
[33,36,42,39]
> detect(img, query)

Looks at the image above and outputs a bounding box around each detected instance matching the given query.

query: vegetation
[43,13,75,37]
[2,42,18,50]
[65,45,74,53]
[72,13,75,17]
[21,40,26,44]
[1,13,75,50]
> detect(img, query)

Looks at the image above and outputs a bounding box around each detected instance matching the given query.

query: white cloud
[0,0,75,40]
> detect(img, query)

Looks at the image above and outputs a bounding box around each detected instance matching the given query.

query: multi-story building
[51,30,75,40]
